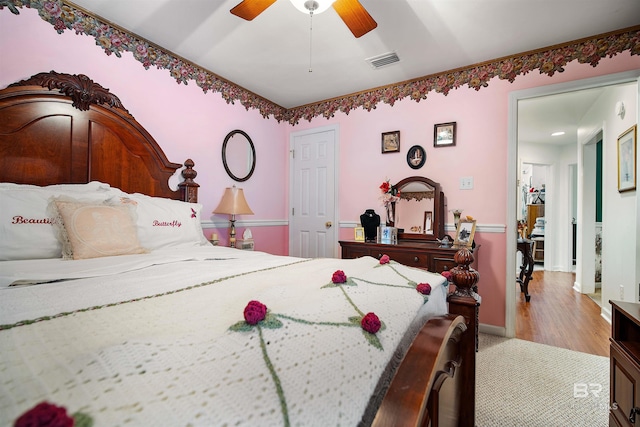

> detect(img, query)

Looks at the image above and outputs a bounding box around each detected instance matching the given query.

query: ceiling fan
[230,0,377,38]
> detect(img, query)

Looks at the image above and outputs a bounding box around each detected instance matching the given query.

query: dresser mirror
[222,130,256,182]
[393,176,445,241]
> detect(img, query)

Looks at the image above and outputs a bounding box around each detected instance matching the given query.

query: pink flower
[243,300,267,325]
[379,254,390,264]
[14,401,73,427]
[441,271,452,281]
[361,312,381,334]
[332,270,347,284]
[417,283,432,295]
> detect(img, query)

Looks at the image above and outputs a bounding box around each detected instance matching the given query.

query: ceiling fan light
[290,0,336,14]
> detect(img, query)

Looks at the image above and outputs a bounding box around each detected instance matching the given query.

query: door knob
[325,221,332,228]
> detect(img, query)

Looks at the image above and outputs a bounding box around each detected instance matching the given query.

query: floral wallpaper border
[2,0,639,125]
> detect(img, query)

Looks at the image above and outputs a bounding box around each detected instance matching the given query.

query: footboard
[373,248,480,427]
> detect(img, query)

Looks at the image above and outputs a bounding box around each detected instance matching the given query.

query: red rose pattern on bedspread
[227,257,449,427]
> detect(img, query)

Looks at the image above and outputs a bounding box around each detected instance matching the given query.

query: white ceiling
[518,87,606,146]
[66,0,639,143]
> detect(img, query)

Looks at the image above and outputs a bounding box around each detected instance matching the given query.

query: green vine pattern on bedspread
[227,260,445,427]
[4,256,447,425]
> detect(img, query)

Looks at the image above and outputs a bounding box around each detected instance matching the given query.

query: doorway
[288,125,339,258]
[506,70,640,338]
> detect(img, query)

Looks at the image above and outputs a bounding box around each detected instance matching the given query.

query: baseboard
[479,323,506,337]
[573,280,582,293]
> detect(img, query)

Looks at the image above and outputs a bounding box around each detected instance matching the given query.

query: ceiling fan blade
[230,0,278,21]
[332,0,377,38]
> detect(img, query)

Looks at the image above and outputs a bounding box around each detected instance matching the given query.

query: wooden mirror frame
[222,129,256,182]
[394,176,446,241]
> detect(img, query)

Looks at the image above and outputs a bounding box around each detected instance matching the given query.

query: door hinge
[292,207,295,216]
[290,149,295,159]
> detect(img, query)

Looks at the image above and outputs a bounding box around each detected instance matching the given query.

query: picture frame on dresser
[424,211,433,232]
[454,219,476,248]
[617,124,636,193]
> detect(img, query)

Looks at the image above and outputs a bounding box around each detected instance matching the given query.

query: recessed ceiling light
[551,131,565,136]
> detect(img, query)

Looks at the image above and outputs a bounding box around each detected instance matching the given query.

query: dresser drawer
[387,250,429,268]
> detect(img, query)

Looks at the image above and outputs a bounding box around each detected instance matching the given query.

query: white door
[289,125,338,258]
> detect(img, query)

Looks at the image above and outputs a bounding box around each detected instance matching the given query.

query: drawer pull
[629,407,640,423]
[377,254,382,259]
[414,257,419,262]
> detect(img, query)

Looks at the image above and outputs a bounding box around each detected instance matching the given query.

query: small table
[516,238,534,302]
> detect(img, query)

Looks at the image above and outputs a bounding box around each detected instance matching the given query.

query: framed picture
[407,145,426,169]
[423,211,433,232]
[382,131,400,153]
[354,226,365,242]
[454,219,476,248]
[617,125,637,193]
[377,226,397,244]
[434,122,456,147]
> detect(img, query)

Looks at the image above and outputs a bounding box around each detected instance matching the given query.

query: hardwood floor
[515,269,611,357]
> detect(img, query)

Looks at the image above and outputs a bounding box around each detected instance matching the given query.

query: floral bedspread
[0,249,448,426]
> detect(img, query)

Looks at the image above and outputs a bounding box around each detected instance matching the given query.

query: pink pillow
[53,199,147,260]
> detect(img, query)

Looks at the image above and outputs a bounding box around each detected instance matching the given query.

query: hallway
[515,270,610,357]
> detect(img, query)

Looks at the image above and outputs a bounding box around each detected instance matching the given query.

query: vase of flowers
[379,179,400,226]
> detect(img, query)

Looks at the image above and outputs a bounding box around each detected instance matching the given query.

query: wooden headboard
[0,71,198,202]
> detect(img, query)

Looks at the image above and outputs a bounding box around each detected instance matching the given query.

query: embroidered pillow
[0,184,116,261]
[113,193,208,250]
[53,199,146,260]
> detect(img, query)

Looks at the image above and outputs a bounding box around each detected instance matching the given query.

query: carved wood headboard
[0,71,198,202]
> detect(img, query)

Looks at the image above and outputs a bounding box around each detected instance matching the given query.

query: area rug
[476,334,609,427]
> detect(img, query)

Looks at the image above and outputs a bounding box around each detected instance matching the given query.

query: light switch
[460,176,474,190]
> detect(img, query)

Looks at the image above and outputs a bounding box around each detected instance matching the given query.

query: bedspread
[0,248,448,426]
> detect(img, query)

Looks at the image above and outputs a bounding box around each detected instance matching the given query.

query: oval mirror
[222,130,256,182]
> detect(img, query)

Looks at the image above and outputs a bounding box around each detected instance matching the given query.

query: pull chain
[308,10,313,72]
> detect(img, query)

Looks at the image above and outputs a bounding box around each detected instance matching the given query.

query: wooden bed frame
[0,71,480,427]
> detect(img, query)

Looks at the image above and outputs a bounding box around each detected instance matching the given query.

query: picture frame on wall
[407,145,426,169]
[617,124,637,193]
[381,130,400,153]
[434,122,456,147]
[454,218,476,248]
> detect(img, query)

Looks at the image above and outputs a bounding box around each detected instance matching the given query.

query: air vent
[365,52,400,69]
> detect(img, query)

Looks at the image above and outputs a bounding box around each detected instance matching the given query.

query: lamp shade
[213,186,254,215]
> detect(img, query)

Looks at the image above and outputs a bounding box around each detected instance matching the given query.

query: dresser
[339,240,479,273]
[610,301,640,427]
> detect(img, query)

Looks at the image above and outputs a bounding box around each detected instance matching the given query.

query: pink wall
[289,57,640,328]
[2,8,639,327]
[0,8,289,254]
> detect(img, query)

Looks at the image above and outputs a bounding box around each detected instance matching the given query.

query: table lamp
[213,186,254,247]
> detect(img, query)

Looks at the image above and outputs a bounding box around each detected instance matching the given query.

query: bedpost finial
[178,159,199,203]
[450,247,480,299]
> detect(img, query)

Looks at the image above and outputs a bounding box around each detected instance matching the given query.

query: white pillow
[112,193,209,250]
[0,183,117,261]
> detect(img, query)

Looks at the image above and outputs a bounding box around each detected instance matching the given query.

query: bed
[0,71,480,426]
